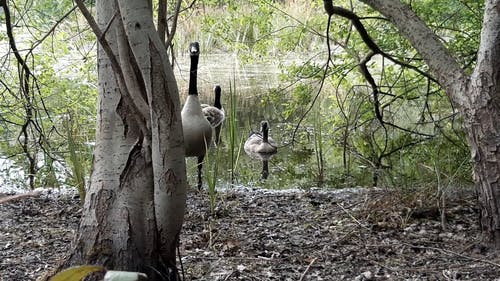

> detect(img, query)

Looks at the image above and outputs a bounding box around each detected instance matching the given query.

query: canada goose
[244,121,278,179]
[201,85,225,145]
[181,42,212,189]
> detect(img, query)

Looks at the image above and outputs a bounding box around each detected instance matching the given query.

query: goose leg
[215,125,222,146]
[197,155,204,189]
[261,160,269,180]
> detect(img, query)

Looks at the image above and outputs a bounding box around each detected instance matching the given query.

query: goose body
[181,42,212,189]
[183,96,212,156]
[202,85,225,145]
[244,121,277,179]
[244,121,278,159]
[201,104,225,128]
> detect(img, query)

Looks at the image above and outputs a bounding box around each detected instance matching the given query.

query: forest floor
[1,185,500,281]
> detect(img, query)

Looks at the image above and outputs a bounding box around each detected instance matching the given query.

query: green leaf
[49,265,105,281]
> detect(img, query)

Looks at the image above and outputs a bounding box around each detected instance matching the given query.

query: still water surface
[175,53,327,190]
[0,53,331,191]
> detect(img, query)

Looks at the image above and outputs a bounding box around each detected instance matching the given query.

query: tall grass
[204,144,220,214]
[203,79,244,212]
[227,80,244,185]
[312,98,325,186]
[63,111,86,202]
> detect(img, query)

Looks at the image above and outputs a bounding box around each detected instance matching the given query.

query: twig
[223,270,236,281]
[0,190,42,204]
[299,258,317,281]
[402,243,500,268]
[336,202,371,230]
[290,6,332,145]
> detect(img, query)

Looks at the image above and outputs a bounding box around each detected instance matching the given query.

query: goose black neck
[214,86,222,109]
[262,123,269,143]
[189,55,199,96]
[188,42,200,96]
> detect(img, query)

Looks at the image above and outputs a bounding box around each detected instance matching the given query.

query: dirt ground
[1,186,499,281]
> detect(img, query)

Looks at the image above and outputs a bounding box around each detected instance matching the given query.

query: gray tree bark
[52,0,188,278]
[360,0,500,247]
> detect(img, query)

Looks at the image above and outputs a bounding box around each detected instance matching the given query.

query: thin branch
[165,0,182,49]
[290,3,332,145]
[74,0,149,134]
[402,243,500,269]
[100,9,119,43]
[326,2,437,84]
[2,0,39,189]
[157,0,167,42]
[2,0,33,80]
[324,1,439,175]
[0,190,42,204]
[27,5,79,57]
[298,258,317,281]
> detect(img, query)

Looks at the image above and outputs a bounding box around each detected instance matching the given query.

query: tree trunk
[53,0,188,278]
[465,103,500,247]
[462,0,500,245]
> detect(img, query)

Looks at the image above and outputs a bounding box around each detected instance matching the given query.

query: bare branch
[326,2,438,84]
[0,190,42,204]
[74,0,149,134]
[157,0,167,42]
[290,6,333,145]
[359,0,467,104]
[165,0,182,51]
[2,0,39,189]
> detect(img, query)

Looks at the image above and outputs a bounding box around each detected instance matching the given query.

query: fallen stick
[0,190,42,204]
[299,258,317,281]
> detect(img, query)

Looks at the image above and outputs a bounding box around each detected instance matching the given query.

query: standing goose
[182,42,213,189]
[202,85,225,145]
[244,121,278,179]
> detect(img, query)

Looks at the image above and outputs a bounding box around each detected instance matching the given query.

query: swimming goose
[202,85,225,145]
[181,42,213,189]
[244,121,278,179]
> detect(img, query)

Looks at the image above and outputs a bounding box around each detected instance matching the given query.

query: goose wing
[202,104,225,128]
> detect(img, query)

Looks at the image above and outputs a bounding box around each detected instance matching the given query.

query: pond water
[175,53,334,190]
[0,52,343,191]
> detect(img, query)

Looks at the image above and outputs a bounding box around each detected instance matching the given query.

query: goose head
[189,42,200,56]
[188,42,200,97]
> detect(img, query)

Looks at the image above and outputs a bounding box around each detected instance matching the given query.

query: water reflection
[176,53,314,189]
[175,53,281,104]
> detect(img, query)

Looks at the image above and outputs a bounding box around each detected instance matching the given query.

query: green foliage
[181,0,478,190]
[0,1,96,190]
[198,0,275,61]
[410,0,483,71]
[171,0,327,62]
[1,0,480,192]
[282,83,313,119]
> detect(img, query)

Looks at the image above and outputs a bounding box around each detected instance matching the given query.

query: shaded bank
[1,186,497,280]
